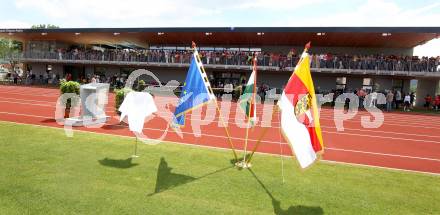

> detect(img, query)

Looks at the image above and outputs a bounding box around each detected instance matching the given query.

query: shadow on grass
[148,157,233,196]
[248,169,323,215]
[98,157,139,169]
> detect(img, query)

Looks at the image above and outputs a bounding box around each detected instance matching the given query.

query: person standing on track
[434,95,440,111]
[424,94,432,110]
[410,92,415,108]
[395,90,402,109]
[404,93,411,112]
[386,90,394,112]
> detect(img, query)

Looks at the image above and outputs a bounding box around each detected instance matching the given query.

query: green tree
[0,39,21,60]
[0,39,23,73]
[31,24,60,29]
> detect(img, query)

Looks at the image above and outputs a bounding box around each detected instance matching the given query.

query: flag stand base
[235,161,252,169]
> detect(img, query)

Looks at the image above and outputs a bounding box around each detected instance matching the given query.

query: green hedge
[114,88,133,115]
[60,80,80,94]
[137,80,146,91]
[59,80,80,107]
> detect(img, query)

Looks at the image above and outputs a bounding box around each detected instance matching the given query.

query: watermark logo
[55,70,386,142]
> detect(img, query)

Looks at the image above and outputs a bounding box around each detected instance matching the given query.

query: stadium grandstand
[0,27,439,106]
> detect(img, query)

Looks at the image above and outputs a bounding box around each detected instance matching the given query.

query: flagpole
[132,135,139,158]
[278,108,285,184]
[246,42,311,164]
[239,55,257,168]
[192,42,239,161]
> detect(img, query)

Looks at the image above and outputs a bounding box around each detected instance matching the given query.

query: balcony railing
[2,51,439,75]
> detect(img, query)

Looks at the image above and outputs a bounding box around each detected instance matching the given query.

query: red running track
[0,85,440,174]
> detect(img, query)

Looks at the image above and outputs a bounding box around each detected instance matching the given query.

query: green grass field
[1,121,439,214]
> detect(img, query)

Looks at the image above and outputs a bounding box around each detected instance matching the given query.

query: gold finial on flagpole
[305,41,311,52]
[253,52,257,67]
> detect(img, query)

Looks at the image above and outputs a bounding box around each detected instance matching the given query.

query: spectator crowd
[5,47,440,112]
[22,48,440,72]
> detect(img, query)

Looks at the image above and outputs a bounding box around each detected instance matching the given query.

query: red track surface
[1,85,440,174]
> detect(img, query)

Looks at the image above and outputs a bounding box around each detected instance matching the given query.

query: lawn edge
[1,119,439,177]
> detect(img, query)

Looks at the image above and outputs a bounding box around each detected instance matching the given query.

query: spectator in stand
[386,90,394,112]
[23,46,440,73]
[404,93,411,112]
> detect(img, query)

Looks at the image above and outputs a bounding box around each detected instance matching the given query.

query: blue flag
[173,52,214,126]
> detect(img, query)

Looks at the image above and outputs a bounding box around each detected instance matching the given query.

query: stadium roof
[1,27,439,48]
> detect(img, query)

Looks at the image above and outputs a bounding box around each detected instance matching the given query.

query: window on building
[94,67,107,77]
[362,78,374,93]
[363,78,372,86]
[336,77,346,90]
[392,79,404,92]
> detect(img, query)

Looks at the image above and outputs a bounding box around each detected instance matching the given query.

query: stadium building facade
[1,27,439,106]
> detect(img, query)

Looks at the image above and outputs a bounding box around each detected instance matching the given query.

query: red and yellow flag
[278,42,323,168]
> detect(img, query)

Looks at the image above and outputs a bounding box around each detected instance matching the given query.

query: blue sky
[0,0,438,55]
[0,0,439,28]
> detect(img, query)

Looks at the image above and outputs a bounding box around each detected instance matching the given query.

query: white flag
[119,91,157,133]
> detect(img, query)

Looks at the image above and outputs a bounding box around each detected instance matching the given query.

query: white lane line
[2,94,440,127]
[0,91,60,97]
[323,130,440,144]
[326,147,440,162]
[0,97,57,104]
[320,125,440,139]
[0,100,54,107]
[321,160,440,176]
[2,110,440,163]
[0,101,440,144]
[0,111,287,145]
[0,87,439,118]
[2,97,440,131]
[2,90,440,129]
